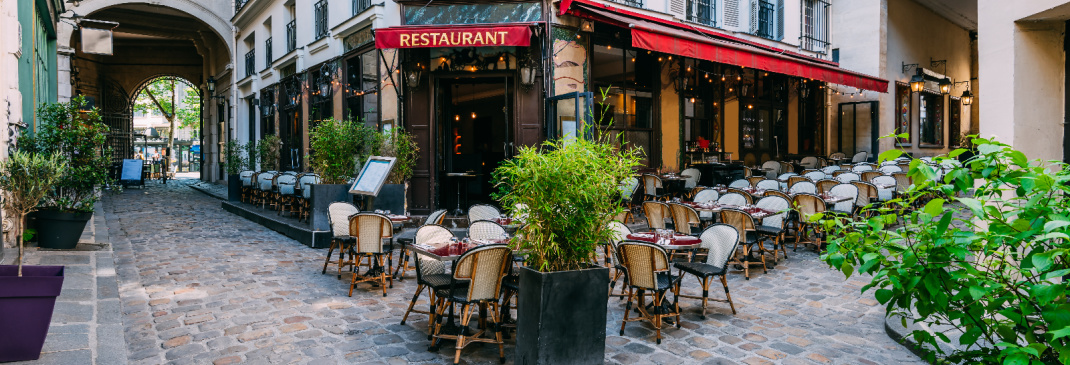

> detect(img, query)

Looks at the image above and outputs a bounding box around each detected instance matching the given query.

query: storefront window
[404,3,541,25]
[308,63,335,129]
[894,82,911,146]
[797,81,824,155]
[919,91,944,147]
[346,50,379,127]
[682,60,724,152]
[591,37,656,166]
[259,86,276,139]
[948,96,961,147]
[429,47,517,72]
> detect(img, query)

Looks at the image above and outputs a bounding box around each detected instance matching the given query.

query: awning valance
[375,24,533,49]
[560,0,889,92]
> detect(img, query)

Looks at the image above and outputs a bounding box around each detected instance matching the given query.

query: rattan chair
[239,171,255,203]
[851,151,869,163]
[852,181,879,215]
[799,156,819,169]
[322,202,359,278]
[467,204,501,224]
[804,170,826,181]
[756,179,780,191]
[820,165,841,175]
[469,220,508,241]
[693,189,719,203]
[829,183,859,214]
[836,172,860,183]
[851,164,875,172]
[400,225,457,332]
[426,209,447,225]
[720,209,766,279]
[763,190,791,201]
[617,241,682,344]
[297,174,319,221]
[607,221,633,298]
[779,162,794,176]
[860,171,882,182]
[643,201,671,230]
[255,172,276,208]
[878,165,902,174]
[792,193,827,251]
[787,176,810,188]
[394,209,451,281]
[755,196,790,264]
[892,172,912,194]
[681,168,701,190]
[829,152,846,161]
[789,181,817,195]
[673,224,739,318]
[276,174,299,216]
[668,202,701,235]
[815,179,839,194]
[429,245,512,364]
[761,160,781,178]
[642,174,669,201]
[347,213,394,297]
[872,175,896,201]
[718,192,748,207]
[747,176,765,186]
[728,179,751,188]
[724,188,754,204]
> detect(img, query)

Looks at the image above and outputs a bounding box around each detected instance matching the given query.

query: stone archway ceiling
[912,0,977,31]
[88,5,213,44]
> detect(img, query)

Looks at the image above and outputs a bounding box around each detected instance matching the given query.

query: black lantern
[939,77,952,95]
[404,60,424,90]
[909,72,925,93]
[960,89,974,106]
[206,76,216,93]
[519,50,537,89]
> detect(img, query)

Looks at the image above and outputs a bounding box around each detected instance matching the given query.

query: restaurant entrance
[438,76,513,209]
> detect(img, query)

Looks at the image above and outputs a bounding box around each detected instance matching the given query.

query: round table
[626,232,702,250]
[446,172,478,215]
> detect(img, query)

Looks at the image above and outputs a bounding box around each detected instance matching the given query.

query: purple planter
[0,265,65,362]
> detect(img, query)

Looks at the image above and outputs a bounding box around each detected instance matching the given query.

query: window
[403,3,543,25]
[259,87,276,139]
[607,0,643,8]
[286,20,297,52]
[591,37,656,166]
[345,51,379,127]
[801,0,830,53]
[314,0,329,40]
[265,37,273,65]
[682,60,724,152]
[919,91,944,147]
[797,81,824,155]
[750,0,782,40]
[687,0,716,26]
[948,96,962,147]
[353,0,371,15]
[308,62,335,128]
[244,49,255,78]
[894,82,911,146]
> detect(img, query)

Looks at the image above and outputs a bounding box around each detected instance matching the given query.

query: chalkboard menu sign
[120,159,145,186]
[349,156,396,196]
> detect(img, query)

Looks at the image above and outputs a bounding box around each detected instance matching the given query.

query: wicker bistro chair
[718,192,748,207]
[829,183,860,214]
[673,224,739,318]
[693,189,719,221]
[469,220,508,241]
[851,164,875,173]
[606,221,633,297]
[426,209,448,226]
[878,165,903,175]
[239,171,256,203]
[761,160,781,178]
[323,202,360,278]
[787,176,810,189]
[720,209,767,279]
[851,151,869,163]
[836,172,861,183]
[725,188,754,204]
[643,201,672,230]
[396,209,450,280]
[892,172,912,195]
[429,245,512,364]
[400,225,459,332]
[256,172,276,208]
[617,241,683,344]
[681,168,701,190]
[860,171,882,182]
[873,175,896,201]
[763,190,791,201]
[789,181,817,195]
[779,162,795,176]
[728,179,750,188]
[297,174,320,221]
[668,202,702,236]
[642,174,669,201]
[467,204,501,224]
[793,193,827,251]
[755,196,791,264]
[620,176,642,208]
[276,174,299,216]
[820,166,840,175]
[852,181,880,216]
[804,170,826,181]
[799,156,819,169]
[815,179,839,194]
[747,176,765,187]
[347,213,395,297]
[756,179,781,191]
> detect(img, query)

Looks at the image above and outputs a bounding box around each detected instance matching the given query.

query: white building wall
[0,0,20,161]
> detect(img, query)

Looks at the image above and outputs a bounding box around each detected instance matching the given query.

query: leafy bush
[493,127,641,272]
[377,128,419,184]
[818,136,1070,364]
[258,134,281,171]
[244,140,258,171]
[21,96,110,213]
[0,151,66,276]
[307,118,378,184]
[223,140,247,176]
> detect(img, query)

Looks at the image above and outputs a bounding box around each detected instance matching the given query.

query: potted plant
[20,96,111,249]
[307,118,377,230]
[223,140,247,202]
[257,134,281,171]
[0,151,68,362]
[494,126,642,364]
[374,128,418,214]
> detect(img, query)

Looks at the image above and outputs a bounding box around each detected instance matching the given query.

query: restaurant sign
[375,25,531,49]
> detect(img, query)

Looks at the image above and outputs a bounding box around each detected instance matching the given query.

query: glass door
[837,101,878,156]
[546,92,593,143]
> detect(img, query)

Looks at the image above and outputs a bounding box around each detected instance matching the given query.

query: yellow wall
[660,63,680,170]
[724,99,739,161]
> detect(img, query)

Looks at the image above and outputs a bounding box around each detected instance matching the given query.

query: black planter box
[0,265,65,362]
[516,265,609,365]
[309,184,351,231]
[35,210,92,250]
[227,174,242,202]
[375,183,406,215]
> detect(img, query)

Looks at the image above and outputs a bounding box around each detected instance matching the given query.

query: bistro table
[626,231,702,250]
[659,173,692,197]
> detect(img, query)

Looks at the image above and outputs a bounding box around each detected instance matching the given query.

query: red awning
[375,24,533,49]
[560,0,888,92]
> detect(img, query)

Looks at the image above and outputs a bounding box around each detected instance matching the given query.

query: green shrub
[223,140,246,176]
[0,151,66,276]
[307,118,378,184]
[258,134,281,171]
[21,96,110,213]
[377,128,419,184]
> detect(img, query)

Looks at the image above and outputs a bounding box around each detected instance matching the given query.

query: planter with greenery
[0,151,68,362]
[21,96,110,249]
[817,135,1070,364]
[223,140,247,202]
[494,125,641,364]
[307,118,378,231]
[258,134,281,172]
[374,128,419,214]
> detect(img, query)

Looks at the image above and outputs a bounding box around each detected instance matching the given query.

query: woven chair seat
[653,272,680,291]
[674,262,726,278]
[741,231,762,244]
[422,273,463,290]
[501,274,519,291]
[755,226,784,236]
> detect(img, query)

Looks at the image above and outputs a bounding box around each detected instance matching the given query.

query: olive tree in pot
[0,151,68,362]
[20,96,111,249]
[307,118,377,231]
[223,140,248,202]
[494,127,641,364]
[374,128,418,215]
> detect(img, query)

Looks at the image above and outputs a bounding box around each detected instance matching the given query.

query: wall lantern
[909,72,925,93]
[403,57,424,90]
[960,89,974,106]
[519,65,537,88]
[206,76,216,93]
[938,77,952,95]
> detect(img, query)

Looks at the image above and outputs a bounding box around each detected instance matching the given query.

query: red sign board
[375,25,532,49]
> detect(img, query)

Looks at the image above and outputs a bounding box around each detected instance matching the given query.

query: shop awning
[559,0,889,92]
[375,24,534,49]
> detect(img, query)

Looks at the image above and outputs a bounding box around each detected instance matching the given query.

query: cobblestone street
[99,180,924,364]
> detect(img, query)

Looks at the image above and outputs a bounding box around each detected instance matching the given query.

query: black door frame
[837,101,879,156]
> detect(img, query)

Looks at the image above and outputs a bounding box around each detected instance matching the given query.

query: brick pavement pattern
[106,180,925,364]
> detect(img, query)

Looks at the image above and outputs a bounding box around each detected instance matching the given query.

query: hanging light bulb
[471,112,477,119]
[690,97,695,103]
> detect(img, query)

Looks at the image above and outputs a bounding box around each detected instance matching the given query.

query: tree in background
[133,77,201,176]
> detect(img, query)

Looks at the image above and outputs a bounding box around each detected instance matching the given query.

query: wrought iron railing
[687,0,716,26]
[801,0,830,53]
[606,0,643,8]
[314,0,329,40]
[286,20,297,52]
[755,0,775,39]
[244,50,255,78]
[264,37,273,65]
[353,0,371,15]
[235,0,250,13]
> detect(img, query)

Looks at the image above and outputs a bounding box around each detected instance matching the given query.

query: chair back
[620,177,641,201]
[425,209,447,225]
[761,160,781,178]
[851,164,874,172]
[699,224,740,267]
[298,174,320,190]
[793,193,827,222]
[878,165,902,174]
[788,180,816,194]
[872,175,896,187]
[851,181,878,207]
[756,179,780,191]
[277,174,298,196]
[349,213,393,253]
[829,183,860,212]
[642,174,663,195]
[469,220,508,241]
[681,168,700,189]
[468,204,501,223]
[745,176,763,186]
[719,209,755,245]
[668,203,700,235]
[728,179,750,188]
[763,190,791,201]
[240,171,255,187]
[693,189,719,203]
[851,151,869,163]
[453,245,512,302]
[860,171,882,182]
[756,196,790,229]
[803,170,825,181]
[618,241,670,290]
[718,192,748,207]
[787,176,810,188]
[829,152,846,160]
[724,189,754,204]
[799,156,819,169]
[328,202,359,237]
[643,201,670,230]
[836,172,860,183]
[815,179,838,193]
[892,172,912,193]
[607,221,632,245]
[258,172,275,191]
[416,224,455,246]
